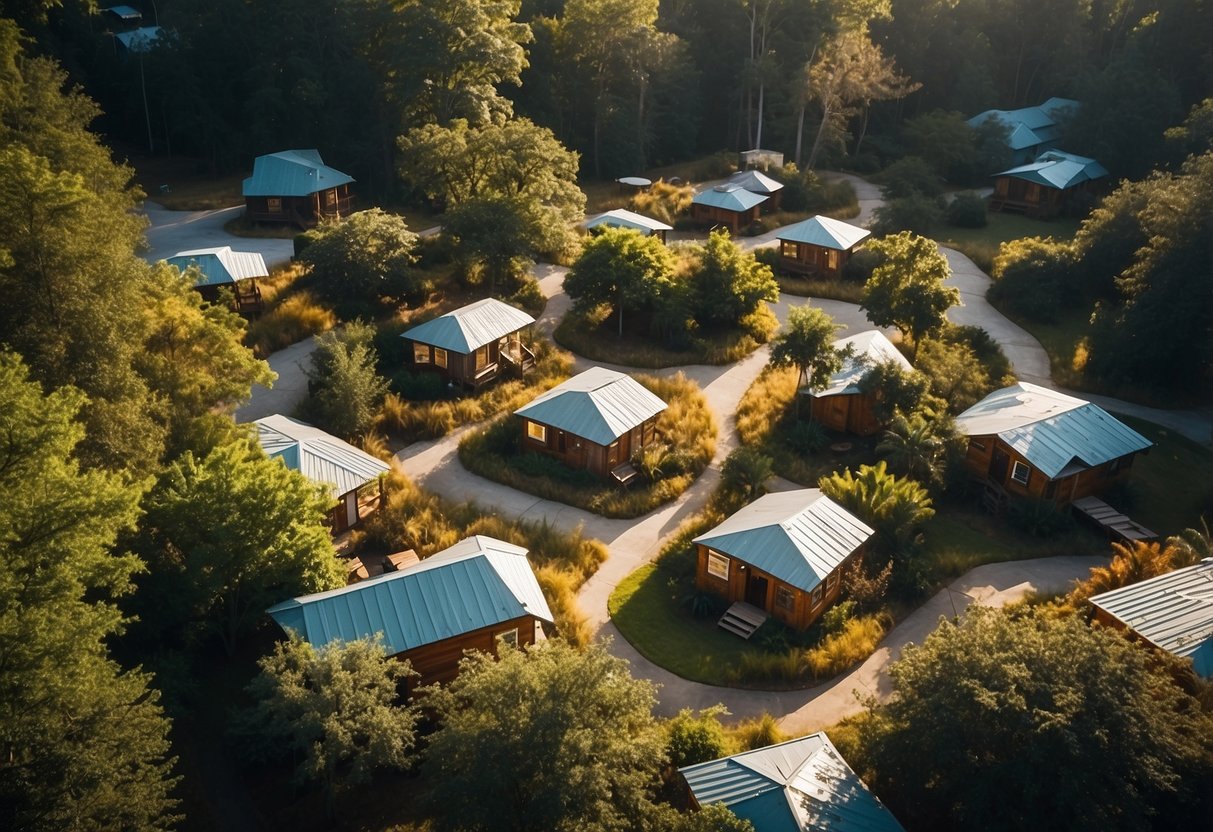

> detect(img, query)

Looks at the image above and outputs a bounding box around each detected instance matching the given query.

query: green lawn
[1118,417,1213,537]
[938,212,1082,272]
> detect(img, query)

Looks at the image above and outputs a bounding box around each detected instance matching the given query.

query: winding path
[227,172,1210,727]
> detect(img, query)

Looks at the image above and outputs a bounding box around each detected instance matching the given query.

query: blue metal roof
[166,246,268,288]
[995,149,1108,190]
[402,298,535,354]
[266,535,554,656]
[514,367,667,446]
[808,331,912,398]
[967,98,1078,150]
[253,414,389,500]
[955,383,1152,479]
[692,183,769,212]
[777,215,870,251]
[242,150,354,197]
[114,26,162,52]
[681,734,904,832]
[1090,559,1213,678]
[693,490,874,594]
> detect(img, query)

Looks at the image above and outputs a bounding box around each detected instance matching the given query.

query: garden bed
[457,373,717,518]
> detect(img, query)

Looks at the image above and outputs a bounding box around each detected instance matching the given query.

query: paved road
[142,201,295,268]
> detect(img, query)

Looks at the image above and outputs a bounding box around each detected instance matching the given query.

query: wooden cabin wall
[518,416,659,480]
[963,436,1138,504]
[691,203,758,233]
[778,241,852,278]
[397,615,541,688]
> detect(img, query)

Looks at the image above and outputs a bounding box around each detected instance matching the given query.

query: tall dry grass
[245,290,336,357]
[735,365,799,446]
[629,181,694,224]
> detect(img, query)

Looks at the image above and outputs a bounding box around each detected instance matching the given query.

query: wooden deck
[1071,496,1158,542]
[718,602,768,639]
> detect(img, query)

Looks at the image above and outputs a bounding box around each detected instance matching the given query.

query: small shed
[166,246,268,313]
[967,97,1078,165]
[267,535,555,689]
[583,209,673,243]
[514,367,667,483]
[955,382,1152,509]
[680,733,904,832]
[401,298,536,389]
[691,184,768,234]
[989,149,1108,218]
[739,148,784,171]
[776,215,870,279]
[253,414,391,533]
[728,169,784,212]
[1089,559,1213,679]
[693,489,874,631]
[242,149,355,228]
[803,330,911,436]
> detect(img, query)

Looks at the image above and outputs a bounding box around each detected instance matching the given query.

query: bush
[942,325,1016,389]
[727,714,788,751]
[299,210,427,314]
[914,337,992,414]
[988,236,1078,324]
[785,420,828,455]
[244,291,336,357]
[629,180,694,225]
[804,613,888,679]
[391,370,450,402]
[301,322,389,440]
[876,156,944,198]
[666,707,732,769]
[870,194,945,237]
[689,152,737,182]
[1008,497,1071,537]
[508,275,547,316]
[293,229,322,259]
[841,248,882,283]
[773,165,857,214]
[946,193,988,228]
[720,447,773,501]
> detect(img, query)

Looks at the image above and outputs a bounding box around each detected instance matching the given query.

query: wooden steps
[718,602,768,639]
[1072,496,1158,542]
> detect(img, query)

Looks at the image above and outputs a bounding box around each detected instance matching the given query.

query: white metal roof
[729,169,785,195]
[680,733,905,832]
[808,331,912,398]
[1090,559,1213,678]
[166,246,269,287]
[583,209,673,235]
[954,383,1152,479]
[253,414,390,499]
[693,183,769,212]
[266,535,554,656]
[514,367,667,446]
[693,489,874,594]
[401,298,535,354]
[777,215,871,251]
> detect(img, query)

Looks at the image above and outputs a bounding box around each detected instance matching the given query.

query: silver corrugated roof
[729,169,785,195]
[692,183,769,212]
[777,215,870,251]
[583,209,673,234]
[693,489,874,594]
[680,734,905,832]
[955,383,1152,479]
[253,414,389,499]
[1090,559,1213,678]
[166,246,268,287]
[266,535,554,655]
[242,149,354,197]
[401,297,535,354]
[808,330,911,398]
[514,367,667,446]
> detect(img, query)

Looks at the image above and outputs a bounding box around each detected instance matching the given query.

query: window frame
[413,342,430,364]
[826,572,838,592]
[474,345,489,370]
[775,586,795,612]
[433,347,447,369]
[526,421,547,444]
[811,584,824,607]
[1010,460,1031,486]
[496,628,519,650]
[706,551,730,581]
[266,197,283,213]
[780,240,799,259]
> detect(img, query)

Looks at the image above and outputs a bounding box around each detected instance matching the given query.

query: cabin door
[745,573,768,608]
[989,447,1010,484]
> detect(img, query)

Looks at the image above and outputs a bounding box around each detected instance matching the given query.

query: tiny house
[776,215,870,279]
[727,169,784,213]
[166,246,268,313]
[242,149,354,228]
[803,330,911,436]
[988,150,1108,218]
[402,298,536,389]
[582,209,673,243]
[690,184,768,233]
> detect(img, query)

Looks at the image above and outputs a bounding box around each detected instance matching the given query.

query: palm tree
[1069,540,1182,604]
[877,412,943,486]
[1166,517,1212,567]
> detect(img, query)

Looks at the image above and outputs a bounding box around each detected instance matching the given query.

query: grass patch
[222,217,301,239]
[938,212,1082,273]
[774,273,864,303]
[986,295,1090,389]
[377,340,574,445]
[244,288,336,357]
[1116,417,1213,537]
[132,154,245,211]
[554,305,778,368]
[458,373,717,518]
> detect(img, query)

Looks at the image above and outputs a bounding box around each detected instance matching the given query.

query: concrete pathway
[141,202,295,268]
[234,335,317,422]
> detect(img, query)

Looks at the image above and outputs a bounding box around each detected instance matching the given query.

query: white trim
[707,551,730,581]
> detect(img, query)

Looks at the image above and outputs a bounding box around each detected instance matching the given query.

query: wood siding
[694,542,860,631]
[963,435,1139,505]
[396,614,543,689]
[407,330,529,389]
[988,177,1101,219]
[691,203,760,234]
[778,240,854,279]
[518,415,659,479]
[244,184,355,227]
[807,391,882,436]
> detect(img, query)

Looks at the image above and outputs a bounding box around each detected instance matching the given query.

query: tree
[665,706,732,768]
[858,358,934,423]
[564,227,678,337]
[442,195,542,293]
[392,0,532,126]
[302,322,390,441]
[0,352,179,831]
[421,640,667,832]
[877,412,951,490]
[860,232,959,357]
[690,229,778,328]
[859,607,1213,831]
[987,235,1078,323]
[1067,540,1190,606]
[902,110,981,184]
[300,209,423,311]
[134,437,344,654]
[240,637,418,818]
[720,447,774,503]
[818,461,934,554]
[913,337,991,413]
[768,305,848,418]
[1167,518,1212,567]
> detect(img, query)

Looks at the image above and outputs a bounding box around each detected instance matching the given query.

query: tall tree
[564,226,678,337]
[860,232,959,357]
[858,607,1213,831]
[690,229,779,328]
[300,209,424,313]
[302,322,391,441]
[421,640,667,832]
[767,304,848,417]
[0,352,179,832]
[240,637,418,819]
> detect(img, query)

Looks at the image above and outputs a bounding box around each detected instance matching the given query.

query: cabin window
[707,551,730,581]
[526,421,547,443]
[1011,461,1031,486]
[325,189,337,207]
[826,572,838,592]
[434,348,447,369]
[970,438,987,452]
[474,345,489,370]
[496,628,519,649]
[780,241,799,259]
[811,585,824,607]
[413,343,430,364]
[267,197,282,213]
[775,586,795,612]
[826,250,839,270]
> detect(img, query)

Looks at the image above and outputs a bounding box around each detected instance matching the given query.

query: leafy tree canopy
[302,322,391,441]
[768,304,848,392]
[861,232,959,355]
[690,229,778,329]
[564,226,678,336]
[300,209,424,312]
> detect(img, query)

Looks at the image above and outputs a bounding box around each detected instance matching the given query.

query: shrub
[689,152,737,182]
[665,707,733,768]
[773,165,857,214]
[727,714,789,751]
[390,370,450,402]
[244,291,336,357]
[720,447,773,501]
[1008,497,1071,537]
[988,236,1078,324]
[841,248,882,283]
[301,322,390,440]
[914,337,992,414]
[870,193,945,237]
[785,420,828,455]
[946,193,988,227]
[942,325,1016,389]
[629,180,694,225]
[876,156,944,198]
[299,209,427,313]
[804,613,888,679]
[818,461,935,553]
[508,275,547,316]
